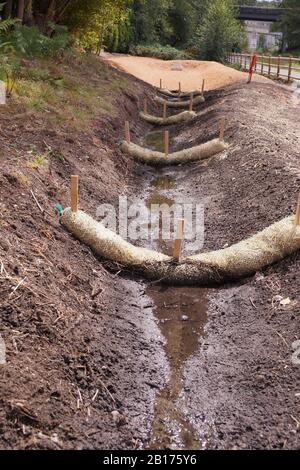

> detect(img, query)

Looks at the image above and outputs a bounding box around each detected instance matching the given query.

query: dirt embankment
[0,53,300,451]
[0,54,167,450]
[142,81,300,449]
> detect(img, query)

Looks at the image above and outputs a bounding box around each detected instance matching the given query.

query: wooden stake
[294,192,300,226]
[189,93,194,112]
[71,175,79,213]
[288,56,292,82]
[163,102,167,119]
[125,121,130,144]
[160,78,162,89]
[178,82,181,95]
[164,130,169,157]
[173,219,185,261]
[219,117,225,141]
[144,98,148,114]
[202,78,205,94]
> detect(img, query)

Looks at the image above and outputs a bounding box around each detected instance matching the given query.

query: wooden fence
[228,53,300,82]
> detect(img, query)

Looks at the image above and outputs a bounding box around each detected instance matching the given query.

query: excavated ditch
[140,130,211,449]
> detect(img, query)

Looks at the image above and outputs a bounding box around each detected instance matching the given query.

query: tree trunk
[17,0,25,21]
[4,0,13,18]
[24,0,34,25]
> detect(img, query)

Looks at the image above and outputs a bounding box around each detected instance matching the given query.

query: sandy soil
[102,53,266,91]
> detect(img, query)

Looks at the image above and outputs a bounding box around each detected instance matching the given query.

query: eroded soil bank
[0,54,299,449]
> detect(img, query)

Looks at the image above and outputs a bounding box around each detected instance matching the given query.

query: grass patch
[26,153,47,169]
[6,51,134,129]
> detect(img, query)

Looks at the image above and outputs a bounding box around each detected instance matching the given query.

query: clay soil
[0,55,299,450]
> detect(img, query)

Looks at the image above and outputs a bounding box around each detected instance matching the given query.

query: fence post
[261,56,264,75]
[268,55,271,78]
[277,56,281,78]
[164,130,169,157]
[71,175,79,213]
[288,56,292,82]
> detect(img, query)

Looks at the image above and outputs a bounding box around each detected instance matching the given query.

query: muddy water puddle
[143,130,209,449]
[147,285,208,449]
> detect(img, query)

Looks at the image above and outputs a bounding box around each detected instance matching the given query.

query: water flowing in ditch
[141,130,210,450]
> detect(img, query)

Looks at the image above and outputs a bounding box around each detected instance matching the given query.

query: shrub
[129,44,190,60]
[0,55,21,97]
[194,0,246,62]
[8,24,70,58]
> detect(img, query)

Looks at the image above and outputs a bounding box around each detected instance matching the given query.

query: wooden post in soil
[219,117,225,141]
[189,93,194,112]
[164,130,169,157]
[277,56,281,78]
[268,55,271,78]
[163,102,167,119]
[294,192,300,226]
[144,98,148,114]
[173,219,185,261]
[125,121,131,144]
[288,56,292,82]
[160,78,162,89]
[178,82,181,96]
[202,78,205,94]
[71,175,79,213]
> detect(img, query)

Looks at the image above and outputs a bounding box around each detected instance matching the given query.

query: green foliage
[280,0,300,50]
[194,0,246,62]
[0,3,17,35]
[0,55,21,96]
[130,0,173,45]
[168,0,194,46]
[66,0,131,52]
[129,43,190,60]
[8,24,69,58]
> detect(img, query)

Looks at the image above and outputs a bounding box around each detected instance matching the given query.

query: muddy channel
[139,129,210,449]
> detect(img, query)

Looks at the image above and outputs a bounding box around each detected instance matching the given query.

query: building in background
[237,6,286,52]
[244,20,283,51]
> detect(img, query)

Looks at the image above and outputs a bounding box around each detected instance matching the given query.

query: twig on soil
[249,297,257,309]
[91,287,104,299]
[9,276,27,298]
[99,378,116,404]
[92,389,99,402]
[30,190,44,214]
[290,415,300,428]
[30,189,54,219]
[275,330,289,348]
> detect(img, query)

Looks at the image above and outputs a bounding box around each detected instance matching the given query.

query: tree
[194,0,246,61]
[65,0,132,52]
[168,0,193,46]
[17,0,25,20]
[130,0,172,45]
[280,0,300,50]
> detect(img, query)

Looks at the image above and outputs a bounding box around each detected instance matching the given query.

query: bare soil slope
[103,54,266,91]
[0,53,299,450]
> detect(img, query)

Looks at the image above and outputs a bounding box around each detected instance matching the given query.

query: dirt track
[103,53,266,91]
[0,56,300,450]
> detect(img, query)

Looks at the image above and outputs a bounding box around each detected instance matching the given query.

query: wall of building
[244,20,282,51]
